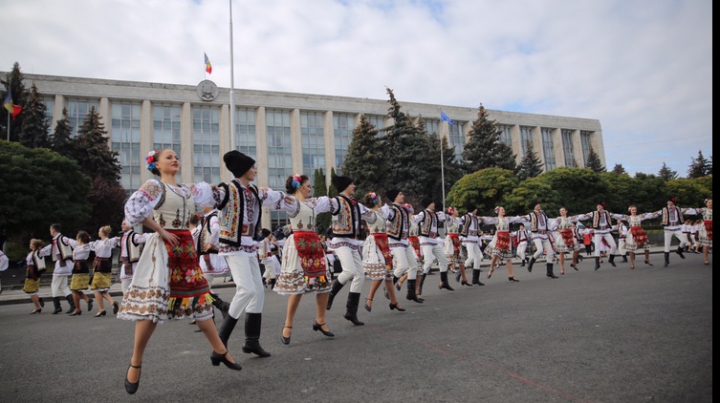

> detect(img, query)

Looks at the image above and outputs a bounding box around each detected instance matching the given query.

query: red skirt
[448,233,461,256]
[630,227,648,247]
[164,230,210,299]
[409,236,422,257]
[495,231,511,252]
[560,229,575,247]
[704,220,713,241]
[293,231,328,278]
[373,233,393,270]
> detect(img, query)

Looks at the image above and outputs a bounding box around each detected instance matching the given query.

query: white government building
[14,73,605,229]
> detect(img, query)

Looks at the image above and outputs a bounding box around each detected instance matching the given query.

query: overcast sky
[0,0,712,176]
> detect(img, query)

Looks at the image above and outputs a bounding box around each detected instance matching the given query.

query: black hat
[464,201,477,212]
[422,197,434,208]
[530,201,541,208]
[223,150,255,178]
[387,189,401,203]
[332,175,353,192]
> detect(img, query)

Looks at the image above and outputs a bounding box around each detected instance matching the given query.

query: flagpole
[440,129,446,214]
[228,0,236,152]
[6,75,10,141]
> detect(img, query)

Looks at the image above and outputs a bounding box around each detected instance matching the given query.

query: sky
[0,0,712,176]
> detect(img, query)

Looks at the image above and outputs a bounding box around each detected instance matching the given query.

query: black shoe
[664,252,670,267]
[69,310,82,316]
[364,298,372,312]
[280,326,292,345]
[313,321,335,337]
[520,259,526,267]
[210,351,242,371]
[461,280,471,286]
[527,257,536,273]
[124,364,142,395]
[52,297,62,314]
[344,292,365,326]
[242,340,271,357]
[383,288,390,300]
[455,271,462,282]
[39,299,45,308]
[30,308,42,314]
[508,277,519,282]
[326,280,345,311]
[439,272,454,291]
[389,302,406,312]
[608,255,616,267]
[547,273,558,279]
[594,258,601,271]
[242,313,271,357]
[112,301,119,315]
[94,310,107,317]
[87,298,93,312]
[676,246,685,259]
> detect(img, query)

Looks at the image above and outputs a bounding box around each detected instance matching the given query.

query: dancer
[616,219,629,262]
[90,226,119,316]
[361,191,406,314]
[118,149,241,396]
[384,189,423,303]
[685,198,712,265]
[610,206,659,269]
[0,250,6,294]
[260,229,281,289]
[444,207,470,286]
[197,203,231,318]
[39,224,76,314]
[325,174,376,326]
[522,201,558,278]
[275,174,336,344]
[66,231,95,316]
[659,197,690,267]
[514,223,531,267]
[484,206,525,281]
[550,207,583,275]
[460,204,485,286]
[576,201,619,271]
[119,219,147,295]
[24,239,47,313]
[413,198,452,295]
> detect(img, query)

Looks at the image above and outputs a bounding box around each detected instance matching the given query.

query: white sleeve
[209,216,221,245]
[125,179,164,226]
[260,188,288,209]
[313,196,336,215]
[412,211,424,224]
[0,253,8,271]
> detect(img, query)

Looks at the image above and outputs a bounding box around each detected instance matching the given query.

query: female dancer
[24,239,47,314]
[361,191,406,313]
[67,231,94,315]
[610,206,659,269]
[395,204,422,293]
[484,206,524,282]
[90,226,119,316]
[118,149,240,395]
[275,174,335,344]
[685,198,712,265]
[551,207,583,275]
[444,207,470,286]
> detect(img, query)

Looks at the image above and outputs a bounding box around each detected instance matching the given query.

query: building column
[552,128,564,168]
[99,97,111,147]
[324,111,335,190]
[531,126,544,167]
[180,102,194,181]
[52,94,65,132]
[140,100,153,184]
[219,104,232,183]
[572,129,584,167]
[591,131,607,168]
[255,107,272,230]
[290,108,302,175]
[510,124,522,165]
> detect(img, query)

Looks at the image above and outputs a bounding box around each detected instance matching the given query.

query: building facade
[14,73,606,229]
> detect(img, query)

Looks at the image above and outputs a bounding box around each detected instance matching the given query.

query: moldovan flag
[3,92,22,118]
[204,52,212,74]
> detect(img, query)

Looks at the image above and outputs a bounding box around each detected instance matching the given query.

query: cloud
[0,0,711,176]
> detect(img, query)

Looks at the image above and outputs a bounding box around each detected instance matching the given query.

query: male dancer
[523,202,558,278]
[514,223,531,267]
[197,203,231,318]
[118,219,147,295]
[660,197,689,267]
[413,198,453,293]
[325,175,376,326]
[383,189,423,303]
[460,204,485,286]
[577,201,618,270]
[39,224,76,313]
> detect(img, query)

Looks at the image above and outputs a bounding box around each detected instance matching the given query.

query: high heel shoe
[70,310,82,316]
[210,350,242,371]
[124,364,142,395]
[30,308,42,314]
[280,326,292,345]
[312,321,335,337]
[87,298,93,312]
[645,260,654,266]
[395,283,402,291]
[112,301,119,315]
[508,277,519,282]
[461,280,471,286]
[94,310,106,317]
[364,298,372,312]
[389,302,406,312]
[571,263,578,271]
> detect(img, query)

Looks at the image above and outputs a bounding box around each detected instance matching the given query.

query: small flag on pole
[3,92,21,118]
[204,52,212,74]
[440,110,455,125]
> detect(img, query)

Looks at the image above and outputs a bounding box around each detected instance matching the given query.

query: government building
[14,73,606,229]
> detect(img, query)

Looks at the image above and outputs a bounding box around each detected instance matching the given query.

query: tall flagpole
[6,75,10,141]
[228,0,236,152]
[440,128,446,214]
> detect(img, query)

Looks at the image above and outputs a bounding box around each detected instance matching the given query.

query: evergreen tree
[611,163,627,175]
[417,119,463,207]
[658,162,678,181]
[516,139,543,181]
[688,150,711,178]
[51,107,75,159]
[18,83,50,149]
[313,168,331,233]
[74,106,121,183]
[0,62,28,142]
[341,114,384,195]
[585,146,605,173]
[461,104,517,173]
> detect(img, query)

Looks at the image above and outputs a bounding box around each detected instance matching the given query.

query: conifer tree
[658,162,678,181]
[585,146,605,173]
[516,139,543,180]
[688,150,711,178]
[461,104,517,173]
[18,83,50,149]
[341,114,384,195]
[1,62,28,142]
[51,107,75,158]
[611,163,627,175]
[74,106,121,183]
[313,168,331,233]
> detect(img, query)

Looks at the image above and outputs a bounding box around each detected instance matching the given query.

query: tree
[0,62,28,142]
[585,146,605,173]
[688,150,711,178]
[18,83,50,149]
[445,168,519,215]
[313,167,331,233]
[666,177,713,208]
[461,104,517,173]
[0,140,90,243]
[516,139,543,181]
[341,114,384,196]
[658,162,678,181]
[631,173,668,214]
[611,163,627,175]
[74,106,121,183]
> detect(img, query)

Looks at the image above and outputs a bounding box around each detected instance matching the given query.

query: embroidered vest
[661,206,683,226]
[419,210,438,237]
[386,204,408,240]
[198,211,219,255]
[218,180,263,245]
[122,231,142,263]
[460,214,478,237]
[152,182,194,230]
[555,216,573,230]
[53,235,73,262]
[591,210,613,230]
[529,210,549,232]
[32,251,46,270]
[331,194,360,238]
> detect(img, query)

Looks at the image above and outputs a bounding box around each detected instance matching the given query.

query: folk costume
[521,204,558,278]
[514,228,532,265]
[383,191,422,303]
[197,208,231,308]
[23,250,46,296]
[66,240,93,292]
[684,204,712,265]
[259,236,281,288]
[119,230,147,294]
[362,208,393,282]
[484,215,526,260]
[658,199,690,266]
[460,206,485,286]
[0,251,8,294]
[443,212,470,286]
[413,198,452,292]
[576,204,618,270]
[39,233,76,314]
[90,238,118,293]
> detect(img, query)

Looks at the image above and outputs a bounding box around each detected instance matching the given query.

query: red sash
[630,227,648,247]
[373,233,393,270]
[293,231,328,278]
[496,231,510,251]
[163,230,210,299]
[560,229,575,247]
[409,236,421,257]
[704,220,713,240]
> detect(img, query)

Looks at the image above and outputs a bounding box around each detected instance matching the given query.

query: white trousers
[593,232,617,257]
[421,243,448,274]
[532,237,555,260]
[663,229,688,252]
[334,246,365,293]
[51,275,71,298]
[224,254,264,318]
[121,279,131,295]
[391,246,418,280]
[464,242,483,269]
[516,242,528,260]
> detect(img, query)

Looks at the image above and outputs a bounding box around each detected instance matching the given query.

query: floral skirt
[554,229,582,253]
[118,231,214,324]
[70,274,90,291]
[699,220,712,246]
[444,234,462,265]
[90,272,112,292]
[24,278,40,294]
[363,233,393,281]
[275,232,332,295]
[409,236,423,264]
[625,227,650,252]
[485,232,513,259]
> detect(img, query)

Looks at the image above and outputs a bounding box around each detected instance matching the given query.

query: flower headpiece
[145,150,157,173]
[368,191,379,205]
[447,207,455,215]
[291,174,303,189]
[494,206,501,215]
[403,203,413,212]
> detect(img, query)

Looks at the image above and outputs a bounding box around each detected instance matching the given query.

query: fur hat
[530,201,541,208]
[465,202,477,213]
[422,197,435,208]
[387,189,401,203]
[223,150,255,178]
[332,175,353,192]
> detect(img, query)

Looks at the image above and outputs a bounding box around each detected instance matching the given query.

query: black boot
[52,297,62,314]
[439,272,454,291]
[546,263,558,279]
[520,259,526,267]
[608,254,616,267]
[594,257,601,270]
[664,252,670,267]
[326,279,345,311]
[406,279,423,303]
[242,313,271,357]
[471,269,484,286]
[218,315,239,348]
[343,292,364,326]
[676,246,685,259]
[527,257,536,272]
[418,273,427,295]
[623,255,628,263]
[211,294,230,320]
[65,295,75,314]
